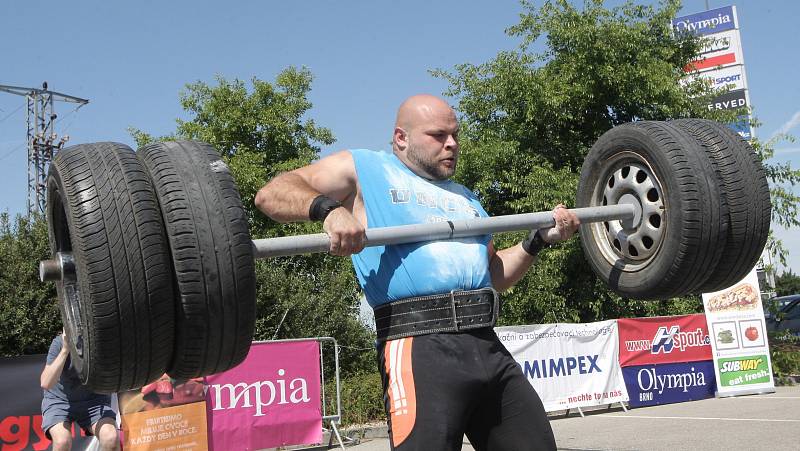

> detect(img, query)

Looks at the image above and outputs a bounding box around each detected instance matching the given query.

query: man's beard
[406,140,456,181]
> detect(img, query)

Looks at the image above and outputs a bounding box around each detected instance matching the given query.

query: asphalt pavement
[342,385,800,450]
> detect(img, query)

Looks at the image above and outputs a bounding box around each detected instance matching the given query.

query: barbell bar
[41,204,636,279]
[253,204,637,258]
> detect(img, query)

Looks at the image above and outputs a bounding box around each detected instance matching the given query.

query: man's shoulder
[348,148,390,159]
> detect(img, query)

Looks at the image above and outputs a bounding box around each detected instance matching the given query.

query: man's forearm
[40,353,67,390]
[489,243,537,292]
[255,173,320,222]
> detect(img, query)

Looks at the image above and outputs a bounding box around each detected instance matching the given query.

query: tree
[131,68,375,375]
[0,213,60,356]
[434,0,796,324]
[775,270,800,297]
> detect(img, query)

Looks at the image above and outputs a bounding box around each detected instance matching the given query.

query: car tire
[577,121,727,299]
[672,118,771,292]
[137,141,256,379]
[46,142,175,393]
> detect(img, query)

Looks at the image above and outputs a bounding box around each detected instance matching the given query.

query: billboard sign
[684,30,743,73]
[496,320,628,412]
[622,360,716,407]
[672,5,737,36]
[702,269,775,396]
[618,314,712,367]
[707,89,747,111]
[693,65,746,91]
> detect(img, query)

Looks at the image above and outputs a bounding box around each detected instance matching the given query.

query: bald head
[392,94,460,180]
[394,94,456,131]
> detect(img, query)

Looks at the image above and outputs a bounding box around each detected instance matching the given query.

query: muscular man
[40,331,119,451]
[256,94,579,450]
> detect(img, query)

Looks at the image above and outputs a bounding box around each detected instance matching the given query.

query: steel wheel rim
[590,151,666,270]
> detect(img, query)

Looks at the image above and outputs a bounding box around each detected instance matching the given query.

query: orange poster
[119,374,209,450]
[122,400,208,450]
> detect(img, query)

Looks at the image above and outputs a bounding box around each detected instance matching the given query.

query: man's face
[402,110,460,181]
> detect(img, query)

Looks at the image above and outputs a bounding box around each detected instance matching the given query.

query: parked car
[764,294,800,336]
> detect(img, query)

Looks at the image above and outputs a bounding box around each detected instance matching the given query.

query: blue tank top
[349,149,492,308]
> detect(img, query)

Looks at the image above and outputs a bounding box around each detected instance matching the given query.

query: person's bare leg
[48,422,73,451]
[93,418,119,451]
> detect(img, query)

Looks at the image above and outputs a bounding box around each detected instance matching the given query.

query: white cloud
[771,111,800,140]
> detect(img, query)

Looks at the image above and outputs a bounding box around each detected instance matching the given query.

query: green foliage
[751,132,800,267]
[769,332,800,383]
[325,371,384,427]
[130,68,375,376]
[0,213,60,356]
[436,0,764,324]
[775,270,800,296]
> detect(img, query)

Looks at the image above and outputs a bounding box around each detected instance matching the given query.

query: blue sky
[1,0,798,275]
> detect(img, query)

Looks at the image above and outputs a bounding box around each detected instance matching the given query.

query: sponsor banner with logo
[496,320,628,412]
[702,269,775,396]
[684,29,743,73]
[206,340,322,450]
[121,401,207,450]
[622,360,716,407]
[0,354,107,450]
[688,64,746,92]
[618,314,712,367]
[672,5,737,37]
[707,88,747,112]
[119,374,208,450]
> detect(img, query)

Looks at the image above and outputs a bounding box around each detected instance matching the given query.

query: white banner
[496,320,628,412]
[684,29,744,73]
[702,269,775,397]
[684,64,747,92]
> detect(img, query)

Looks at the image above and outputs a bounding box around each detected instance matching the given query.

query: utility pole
[0,82,89,216]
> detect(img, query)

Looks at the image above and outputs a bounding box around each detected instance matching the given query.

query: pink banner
[205,340,322,450]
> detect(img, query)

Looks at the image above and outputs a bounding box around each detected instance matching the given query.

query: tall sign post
[674,5,753,139]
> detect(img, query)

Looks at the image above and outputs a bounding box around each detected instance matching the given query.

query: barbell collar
[39,252,76,282]
[252,204,636,259]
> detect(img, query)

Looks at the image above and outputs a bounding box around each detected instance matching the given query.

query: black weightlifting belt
[373,287,500,342]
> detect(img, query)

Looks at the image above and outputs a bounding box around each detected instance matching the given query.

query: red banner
[618,314,712,367]
[683,52,737,72]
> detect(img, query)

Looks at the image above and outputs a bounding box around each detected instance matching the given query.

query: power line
[0,103,24,125]
[53,104,83,136]
[0,142,27,162]
[0,83,89,216]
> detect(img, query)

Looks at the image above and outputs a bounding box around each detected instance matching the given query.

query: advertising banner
[672,5,737,36]
[0,354,95,451]
[206,340,322,450]
[622,361,716,407]
[684,29,743,73]
[119,374,207,450]
[120,401,207,450]
[707,89,747,112]
[690,65,746,91]
[495,320,628,412]
[618,314,712,367]
[702,269,775,396]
